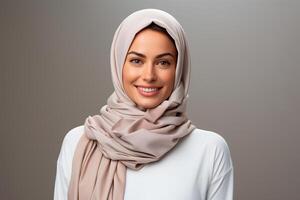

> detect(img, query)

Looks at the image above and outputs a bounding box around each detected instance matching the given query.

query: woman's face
[122,28,177,109]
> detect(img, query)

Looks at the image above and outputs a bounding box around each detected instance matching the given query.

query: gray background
[1,0,299,199]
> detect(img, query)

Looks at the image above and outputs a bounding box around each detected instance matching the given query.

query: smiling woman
[123,23,177,109]
[54,9,233,200]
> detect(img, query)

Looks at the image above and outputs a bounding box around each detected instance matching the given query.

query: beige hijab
[68,9,195,200]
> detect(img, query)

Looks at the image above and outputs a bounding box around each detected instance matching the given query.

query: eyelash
[129,59,171,66]
[130,59,142,64]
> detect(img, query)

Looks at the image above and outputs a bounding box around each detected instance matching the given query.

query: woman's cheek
[123,66,138,83]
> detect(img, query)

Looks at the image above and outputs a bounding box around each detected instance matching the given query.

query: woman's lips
[136,86,161,97]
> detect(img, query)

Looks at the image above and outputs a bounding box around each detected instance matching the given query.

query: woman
[54,9,233,200]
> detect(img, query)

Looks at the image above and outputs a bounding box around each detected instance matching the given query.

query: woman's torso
[54,126,233,200]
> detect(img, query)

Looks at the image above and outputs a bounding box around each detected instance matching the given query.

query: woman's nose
[142,63,157,82]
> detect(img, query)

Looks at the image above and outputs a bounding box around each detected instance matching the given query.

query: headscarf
[68,8,195,200]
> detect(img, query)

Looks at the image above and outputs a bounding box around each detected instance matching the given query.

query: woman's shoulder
[183,128,233,181]
[186,128,231,151]
[181,128,233,168]
[62,125,85,146]
[57,125,84,165]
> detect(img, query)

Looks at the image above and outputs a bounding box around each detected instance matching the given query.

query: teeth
[140,87,158,92]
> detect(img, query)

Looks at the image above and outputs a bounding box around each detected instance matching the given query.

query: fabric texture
[68,8,195,200]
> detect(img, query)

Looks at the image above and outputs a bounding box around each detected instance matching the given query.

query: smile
[140,87,158,92]
[136,86,161,97]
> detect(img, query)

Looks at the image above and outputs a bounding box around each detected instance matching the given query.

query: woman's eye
[130,59,142,64]
[158,60,170,66]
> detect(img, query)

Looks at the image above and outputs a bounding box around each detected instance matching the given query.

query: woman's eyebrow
[156,53,176,59]
[127,51,146,58]
[127,51,176,59]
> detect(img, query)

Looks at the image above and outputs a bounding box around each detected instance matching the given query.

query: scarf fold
[68,8,195,200]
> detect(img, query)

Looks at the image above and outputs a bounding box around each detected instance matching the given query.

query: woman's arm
[54,136,69,200]
[206,135,234,200]
[207,167,233,199]
[53,126,84,200]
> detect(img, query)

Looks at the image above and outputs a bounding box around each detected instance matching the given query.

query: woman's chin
[136,101,161,110]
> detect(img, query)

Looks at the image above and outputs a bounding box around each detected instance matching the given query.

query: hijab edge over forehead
[110,9,191,107]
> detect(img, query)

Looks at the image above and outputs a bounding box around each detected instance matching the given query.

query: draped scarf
[68,8,195,200]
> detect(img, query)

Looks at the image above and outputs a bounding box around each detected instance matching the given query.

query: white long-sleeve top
[54,126,234,200]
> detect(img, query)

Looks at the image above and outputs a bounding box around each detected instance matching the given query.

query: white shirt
[54,126,234,200]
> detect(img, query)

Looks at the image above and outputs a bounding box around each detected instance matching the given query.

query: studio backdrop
[1,0,299,199]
